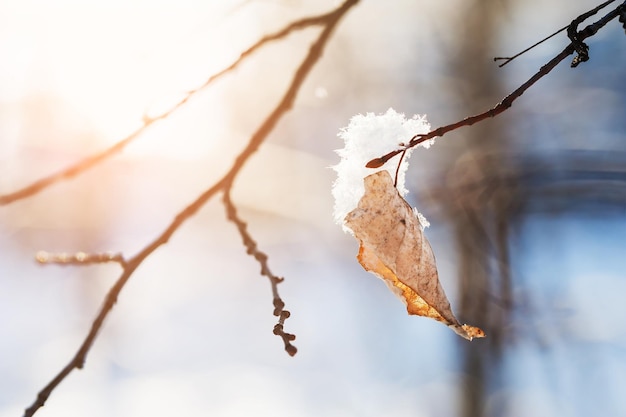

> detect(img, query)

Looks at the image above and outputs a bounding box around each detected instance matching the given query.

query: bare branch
[367,0,625,169]
[35,251,126,267]
[567,0,617,66]
[0,4,351,207]
[493,24,568,67]
[223,190,297,356]
[494,0,619,67]
[22,1,359,416]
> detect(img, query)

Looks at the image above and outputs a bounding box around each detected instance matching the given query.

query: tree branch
[366,0,625,169]
[223,189,297,356]
[22,1,359,416]
[35,251,126,267]
[0,4,352,207]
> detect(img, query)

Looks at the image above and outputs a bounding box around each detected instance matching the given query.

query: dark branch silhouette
[493,25,568,67]
[223,189,297,356]
[367,0,625,169]
[22,1,359,416]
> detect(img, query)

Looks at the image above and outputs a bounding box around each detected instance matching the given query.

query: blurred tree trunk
[439,1,516,416]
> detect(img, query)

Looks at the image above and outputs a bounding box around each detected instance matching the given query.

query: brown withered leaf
[344,171,485,341]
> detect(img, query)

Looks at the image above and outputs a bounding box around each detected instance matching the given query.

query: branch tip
[285,344,298,357]
[366,158,385,168]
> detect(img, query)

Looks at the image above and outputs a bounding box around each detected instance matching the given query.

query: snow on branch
[332,108,431,231]
[366,0,626,169]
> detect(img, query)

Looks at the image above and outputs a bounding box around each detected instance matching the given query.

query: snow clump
[332,108,432,232]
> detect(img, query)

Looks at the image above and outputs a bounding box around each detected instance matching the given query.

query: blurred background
[1,1,625,416]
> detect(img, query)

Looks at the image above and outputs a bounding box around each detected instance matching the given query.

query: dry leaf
[344,171,485,341]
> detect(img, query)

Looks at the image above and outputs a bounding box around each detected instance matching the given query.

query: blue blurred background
[1,1,625,416]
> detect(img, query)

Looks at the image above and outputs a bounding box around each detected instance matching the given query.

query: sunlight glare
[0,1,258,160]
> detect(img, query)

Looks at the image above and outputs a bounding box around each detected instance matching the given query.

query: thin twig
[494,0,618,67]
[35,251,126,267]
[223,190,297,356]
[22,1,359,416]
[393,149,407,188]
[366,1,624,169]
[0,5,350,207]
[493,25,568,67]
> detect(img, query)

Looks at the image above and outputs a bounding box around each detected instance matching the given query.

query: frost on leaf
[344,171,485,341]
